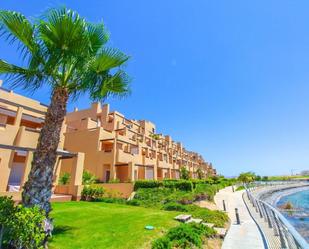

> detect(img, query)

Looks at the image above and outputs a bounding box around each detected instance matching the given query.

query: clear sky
[1,0,309,176]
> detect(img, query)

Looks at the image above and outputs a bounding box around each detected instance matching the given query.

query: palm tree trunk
[22,87,68,216]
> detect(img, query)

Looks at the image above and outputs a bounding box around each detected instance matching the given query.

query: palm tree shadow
[52,225,74,236]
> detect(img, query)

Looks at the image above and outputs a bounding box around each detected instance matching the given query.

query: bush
[194,184,217,201]
[58,172,70,185]
[82,171,98,185]
[108,178,120,183]
[236,186,245,191]
[126,199,140,206]
[134,180,163,190]
[81,185,104,201]
[163,202,189,212]
[152,223,216,249]
[162,180,193,192]
[187,205,228,228]
[177,193,195,205]
[180,167,190,180]
[96,197,126,204]
[0,196,45,249]
[152,236,172,249]
[104,189,123,198]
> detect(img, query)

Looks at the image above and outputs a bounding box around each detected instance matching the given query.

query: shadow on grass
[52,225,74,236]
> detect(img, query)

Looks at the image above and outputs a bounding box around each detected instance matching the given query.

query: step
[186,218,203,224]
[174,214,192,222]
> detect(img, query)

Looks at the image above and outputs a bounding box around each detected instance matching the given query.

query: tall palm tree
[0,8,130,216]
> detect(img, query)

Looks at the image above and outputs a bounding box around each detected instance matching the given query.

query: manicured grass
[49,202,180,249]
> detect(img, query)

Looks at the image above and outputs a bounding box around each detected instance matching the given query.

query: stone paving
[215,186,266,249]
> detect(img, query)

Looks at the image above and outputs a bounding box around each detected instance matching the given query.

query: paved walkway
[214,186,266,249]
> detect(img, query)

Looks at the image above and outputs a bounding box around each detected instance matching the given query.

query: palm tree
[0,8,130,217]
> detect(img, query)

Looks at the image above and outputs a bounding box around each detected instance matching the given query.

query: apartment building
[64,103,216,183]
[0,81,84,199]
[0,80,216,199]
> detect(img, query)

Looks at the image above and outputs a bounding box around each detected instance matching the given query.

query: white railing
[245,184,309,249]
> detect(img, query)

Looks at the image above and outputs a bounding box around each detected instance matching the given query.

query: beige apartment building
[0,81,84,199]
[63,103,216,183]
[0,80,216,199]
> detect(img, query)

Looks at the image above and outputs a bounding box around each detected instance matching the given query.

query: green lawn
[49,202,180,249]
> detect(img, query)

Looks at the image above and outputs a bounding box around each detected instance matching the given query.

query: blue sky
[1,0,309,176]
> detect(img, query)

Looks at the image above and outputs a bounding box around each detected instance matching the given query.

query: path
[214,186,266,249]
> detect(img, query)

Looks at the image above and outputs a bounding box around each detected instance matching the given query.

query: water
[277,189,309,242]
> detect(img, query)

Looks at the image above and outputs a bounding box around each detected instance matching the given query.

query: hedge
[134,180,163,190]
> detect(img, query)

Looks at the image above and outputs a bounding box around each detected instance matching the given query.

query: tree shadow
[52,225,74,236]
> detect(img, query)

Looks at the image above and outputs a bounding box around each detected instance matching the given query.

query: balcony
[116,149,134,164]
[15,126,40,148]
[0,123,19,145]
[142,155,156,166]
[158,159,171,169]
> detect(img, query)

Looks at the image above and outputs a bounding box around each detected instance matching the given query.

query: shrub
[134,180,163,190]
[97,197,126,204]
[58,172,70,185]
[152,236,172,249]
[126,199,140,206]
[163,202,189,212]
[177,193,195,205]
[195,168,204,180]
[104,189,123,198]
[108,178,120,183]
[152,223,216,249]
[236,186,245,191]
[193,192,208,202]
[81,185,104,201]
[0,197,45,249]
[194,184,217,201]
[166,223,204,248]
[187,205,228,227]
[82,170,97,185]
[180,167,190,180]
[163,180,193,192]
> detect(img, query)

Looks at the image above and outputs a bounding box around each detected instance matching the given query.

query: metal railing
[245,185,309,249]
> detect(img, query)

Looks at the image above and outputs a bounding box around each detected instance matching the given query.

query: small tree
[82,170,97,185]
[196,168,204,180]
[180,166,190,180]
[238,172,256,184]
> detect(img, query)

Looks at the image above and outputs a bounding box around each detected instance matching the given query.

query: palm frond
[0,59,44,91]
[92,48,130,72]
[87,22,109,54]
[39,7,89,56]
[0,10,37,55]
[89,70,131,101]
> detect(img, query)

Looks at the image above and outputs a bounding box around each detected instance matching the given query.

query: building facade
[63,103,216,183]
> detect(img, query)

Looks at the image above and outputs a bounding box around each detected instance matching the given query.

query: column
[20,151,33,186]
[69,152,85,198]
[0,150,14,192]
[128,162,134,181]
[14,107,23,126]
[110,138,117,180]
